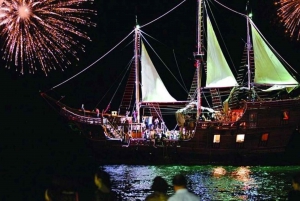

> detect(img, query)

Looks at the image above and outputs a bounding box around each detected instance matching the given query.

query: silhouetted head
[151,176,169,193]
[45,188,78,201]
[292,172,300,191]
[45,175,79,201]
[94,170,112,190]
[172,174,187,188]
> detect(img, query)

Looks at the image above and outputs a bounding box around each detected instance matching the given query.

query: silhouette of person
[288,172,300,201]
[94,169,118,201]
[45,174,79,201]
[145,176,169,201]
[168,174,199,201]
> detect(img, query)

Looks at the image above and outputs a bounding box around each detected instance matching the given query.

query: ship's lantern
[236,134,245,143]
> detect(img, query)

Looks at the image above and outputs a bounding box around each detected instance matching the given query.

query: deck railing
[60,107,102,125]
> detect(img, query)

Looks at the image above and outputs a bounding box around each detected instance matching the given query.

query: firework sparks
[0,0,96,75]
[276,0,300,41]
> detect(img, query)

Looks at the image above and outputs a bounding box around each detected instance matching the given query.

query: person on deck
[132,110,137,122]
[154,118,159,129]
[81,104,85,116]
[148,116,153,129]
[126,110,130,118]
[95,108,100,118]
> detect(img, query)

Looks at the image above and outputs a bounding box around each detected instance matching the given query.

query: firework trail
[276,0,300,41]
[0,0,96,75]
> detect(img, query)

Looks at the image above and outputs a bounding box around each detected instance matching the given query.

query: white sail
[141,42,176,102]
[262,85,298,93]
[262,85,286,92]
[206,16,238,88]
[251,22,298,86]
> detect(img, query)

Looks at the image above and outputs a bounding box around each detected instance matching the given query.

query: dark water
[3,124,300,201]
[101,165,300,201]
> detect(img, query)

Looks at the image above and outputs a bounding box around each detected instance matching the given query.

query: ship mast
[134,21,141,123]
[246,0,252,90]
[196,0,204,119]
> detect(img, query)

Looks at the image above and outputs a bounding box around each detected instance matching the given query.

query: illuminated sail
[262,85,298,93]
[251,22,298,86]
[206,16,238,88]
[141,42,176,102]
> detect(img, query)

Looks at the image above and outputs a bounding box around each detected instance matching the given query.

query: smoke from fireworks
[276,0,300,41]
[0,0,96,75]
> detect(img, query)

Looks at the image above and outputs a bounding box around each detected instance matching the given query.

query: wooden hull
[83,132,300,166]
[61,98,300,165]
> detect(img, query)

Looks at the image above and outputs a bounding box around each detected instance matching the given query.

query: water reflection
[102,165,300,201]
[212,167,226,177]
[231,166,251,182]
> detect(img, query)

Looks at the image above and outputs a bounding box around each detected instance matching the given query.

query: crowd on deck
[103,114,195,144]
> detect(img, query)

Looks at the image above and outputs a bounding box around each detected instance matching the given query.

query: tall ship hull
[42,94,300,165]
[42,0,300,165]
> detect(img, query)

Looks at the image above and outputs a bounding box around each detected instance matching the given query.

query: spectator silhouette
[168,174,199,201]
[94,169,118,201]
[145,176,169,201]
[45,174,79,201]
[288,172,300,201]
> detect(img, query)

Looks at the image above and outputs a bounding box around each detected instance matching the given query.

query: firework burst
[0,0,96,75]
[276,0,300,41]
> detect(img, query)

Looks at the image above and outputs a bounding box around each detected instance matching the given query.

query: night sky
[0,0,299,199]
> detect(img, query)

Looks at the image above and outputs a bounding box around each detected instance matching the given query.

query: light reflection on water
[102,165,300,201]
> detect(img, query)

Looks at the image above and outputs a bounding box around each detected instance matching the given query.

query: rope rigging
[94,57,135,110]
[44,0,190,114]
[141,33,190,95]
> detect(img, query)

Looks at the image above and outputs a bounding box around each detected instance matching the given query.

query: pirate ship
[42,0,300,165]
